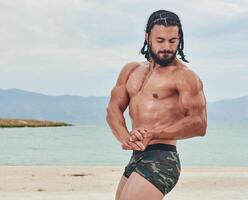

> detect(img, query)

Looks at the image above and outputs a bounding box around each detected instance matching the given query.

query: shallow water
[0,122,247,166]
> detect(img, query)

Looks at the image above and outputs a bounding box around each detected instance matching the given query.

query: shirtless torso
[107,58,207,148]
[127,60,184,146]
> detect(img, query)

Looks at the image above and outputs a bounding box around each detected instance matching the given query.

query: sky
[0,0,247,102]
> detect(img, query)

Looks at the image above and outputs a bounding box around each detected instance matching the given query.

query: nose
[162,41,171,51]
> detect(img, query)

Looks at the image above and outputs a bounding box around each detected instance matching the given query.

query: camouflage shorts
[123,143,181,195]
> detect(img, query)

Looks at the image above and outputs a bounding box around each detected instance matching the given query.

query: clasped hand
[121,128,153,151]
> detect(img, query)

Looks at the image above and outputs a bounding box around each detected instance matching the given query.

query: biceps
[108,85,129,112]
[179,90,206,117]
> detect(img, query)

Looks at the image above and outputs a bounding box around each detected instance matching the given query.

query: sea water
[0,122,247,166]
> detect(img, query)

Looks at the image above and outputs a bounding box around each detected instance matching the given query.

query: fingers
[122,140,145,151]
[121,139,141,151]
[137,128,148,136]
[142,137,151,148]
[121,142,133,150]
[128,140,144,151]
[129,128,148,142]
[138,129,153,139]
[122,128,151,151]
[122,144,131,150]
[129,130,143,141]
[133,141,145,151]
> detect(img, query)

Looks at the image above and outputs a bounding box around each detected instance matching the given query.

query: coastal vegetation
[0,118,71,128]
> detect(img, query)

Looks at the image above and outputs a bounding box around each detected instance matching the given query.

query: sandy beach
[0,166,248,200]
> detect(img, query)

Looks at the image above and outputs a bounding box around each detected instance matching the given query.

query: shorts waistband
[134,143,177,153]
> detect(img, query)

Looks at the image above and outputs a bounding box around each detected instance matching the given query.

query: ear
[145,33,148,43]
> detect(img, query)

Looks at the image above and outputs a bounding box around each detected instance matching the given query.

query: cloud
[0,0,247,100]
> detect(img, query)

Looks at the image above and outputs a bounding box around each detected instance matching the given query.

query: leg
[119,172,164,200]
[115,175,128,200]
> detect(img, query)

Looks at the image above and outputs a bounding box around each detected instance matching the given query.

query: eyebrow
[156,37,179,40]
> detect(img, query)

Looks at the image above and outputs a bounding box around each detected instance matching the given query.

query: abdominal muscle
[129,95,184,146]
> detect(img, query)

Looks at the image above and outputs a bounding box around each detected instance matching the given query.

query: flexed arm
[150,69,207,140]
[106,62,145,150]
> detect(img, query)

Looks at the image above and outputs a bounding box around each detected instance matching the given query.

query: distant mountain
[207,96,248,122]
[0,89,109,123]
[0,89,247,123]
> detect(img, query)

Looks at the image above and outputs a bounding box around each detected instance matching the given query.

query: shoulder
[116,62,141,84]
[119,62,141,74]
[174,65,203,93]
[175,66,201,81]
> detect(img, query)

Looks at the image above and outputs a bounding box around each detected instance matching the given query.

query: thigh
[115,175,128,200]
[119,172,164,200]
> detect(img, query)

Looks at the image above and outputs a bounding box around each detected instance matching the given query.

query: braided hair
[140,10,188,63]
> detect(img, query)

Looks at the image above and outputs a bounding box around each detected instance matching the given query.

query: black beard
[148,45,177,67]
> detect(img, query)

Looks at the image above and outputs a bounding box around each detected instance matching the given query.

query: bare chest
[126,67,177,99]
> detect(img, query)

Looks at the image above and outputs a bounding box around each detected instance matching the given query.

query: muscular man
[106,10,207,200]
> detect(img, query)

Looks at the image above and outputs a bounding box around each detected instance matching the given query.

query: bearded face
[146,25,180,67]
[148,43,178,67]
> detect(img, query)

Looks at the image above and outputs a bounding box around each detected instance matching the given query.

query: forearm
[106,108,130,143]
[150,116,206,140]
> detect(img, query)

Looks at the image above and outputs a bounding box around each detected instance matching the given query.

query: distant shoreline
[0,118,72,128]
